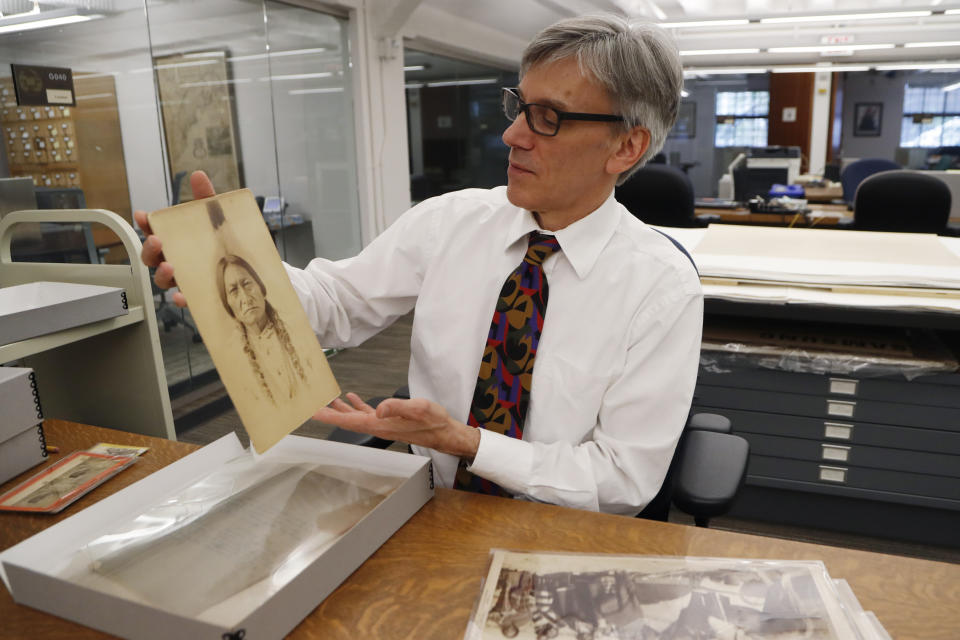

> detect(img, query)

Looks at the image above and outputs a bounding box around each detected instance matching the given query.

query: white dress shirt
[284,186,703,515]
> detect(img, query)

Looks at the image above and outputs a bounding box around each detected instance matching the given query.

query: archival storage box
[0,281,128,347]
[0,433,434,639]
[0,367,44,438]
[0,367,46,484]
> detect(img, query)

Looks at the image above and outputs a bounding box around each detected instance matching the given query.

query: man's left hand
[314,393,481,459]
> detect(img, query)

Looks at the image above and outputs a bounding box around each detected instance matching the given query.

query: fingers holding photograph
[148,189,340,453]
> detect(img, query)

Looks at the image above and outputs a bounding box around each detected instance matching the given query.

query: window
[714,91,769,147]
[900,83,960,148]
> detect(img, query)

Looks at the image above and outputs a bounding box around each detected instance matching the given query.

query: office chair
[839,158,899,208]
[615,164,718,228]
[847,170,952,234]
[328,386,749,527]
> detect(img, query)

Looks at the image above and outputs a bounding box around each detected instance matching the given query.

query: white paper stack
[0,366,47,485]
[0,281,128,347]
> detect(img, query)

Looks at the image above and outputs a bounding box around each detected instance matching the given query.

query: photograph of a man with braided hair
[216,254,307,405]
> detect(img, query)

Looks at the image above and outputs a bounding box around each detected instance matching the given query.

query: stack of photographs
[465,550,891,640]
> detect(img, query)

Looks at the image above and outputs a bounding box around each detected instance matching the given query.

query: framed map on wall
[154,50,242,203]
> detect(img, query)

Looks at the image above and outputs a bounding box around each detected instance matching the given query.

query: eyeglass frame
[502,87,625,137]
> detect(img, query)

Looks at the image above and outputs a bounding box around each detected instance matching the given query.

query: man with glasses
[139,14,702,515]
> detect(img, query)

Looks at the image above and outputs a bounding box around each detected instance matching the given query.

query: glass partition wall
[403,49,518,201]
[0,1,361,397]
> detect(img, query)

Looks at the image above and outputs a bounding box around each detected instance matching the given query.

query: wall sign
[10,64,76,106]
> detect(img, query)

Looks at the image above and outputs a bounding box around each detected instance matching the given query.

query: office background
[1,1,959,559]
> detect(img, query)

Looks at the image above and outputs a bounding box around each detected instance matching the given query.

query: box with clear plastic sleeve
[0,433,433,639]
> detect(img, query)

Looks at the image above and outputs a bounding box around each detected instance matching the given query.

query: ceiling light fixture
[760,11,932,24]
[772,65,871,73]
[943,80,960,92]
[684,67,770,76]
[768,44,895,53]
[904,41,960,48]
[659,19,750,29]
[875,62,960,70]
[0,8,101,35]
[680,48,761,56]
[426,78,498,87]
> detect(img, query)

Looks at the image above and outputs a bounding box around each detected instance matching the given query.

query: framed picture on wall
[154,50,243,203]
[854,102,883,137]
[668,101,696,138]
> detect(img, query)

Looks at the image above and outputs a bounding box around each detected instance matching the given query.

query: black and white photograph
[147,189,340,453]
[467,551,860,640]
[853,102,882,137]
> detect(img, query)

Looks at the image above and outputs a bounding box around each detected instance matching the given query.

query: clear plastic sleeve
[56,448,405,627]
[700,318,958,380]
[465,549,867,639]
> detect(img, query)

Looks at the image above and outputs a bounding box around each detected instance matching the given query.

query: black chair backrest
[853,170,951,233]
[616,164,697,227]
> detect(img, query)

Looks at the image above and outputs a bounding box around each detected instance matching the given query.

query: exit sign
[820,34,855,45]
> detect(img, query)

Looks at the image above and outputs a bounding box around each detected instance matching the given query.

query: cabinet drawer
[741,432,960,478]
[689,405,960,456]
[694,384,960,432]
[747,455,960,503]
[698,366,960,409]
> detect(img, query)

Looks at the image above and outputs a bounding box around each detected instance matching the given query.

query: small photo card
[86,442,150,457]
[0,451,137,514]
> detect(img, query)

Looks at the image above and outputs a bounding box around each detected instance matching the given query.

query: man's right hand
[134,170,217,307]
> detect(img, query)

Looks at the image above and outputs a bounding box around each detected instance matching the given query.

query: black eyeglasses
[502,87,624,137]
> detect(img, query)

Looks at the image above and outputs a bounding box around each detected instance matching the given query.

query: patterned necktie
[455,231,562,495]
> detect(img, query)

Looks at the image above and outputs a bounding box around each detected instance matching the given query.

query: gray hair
[521,14,683,185]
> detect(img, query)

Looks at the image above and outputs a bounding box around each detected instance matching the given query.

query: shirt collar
[504,190,620,280]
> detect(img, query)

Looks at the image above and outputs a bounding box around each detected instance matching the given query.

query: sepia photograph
[466,550,861,640]
[0,451,137,513]
[147,189,340,453]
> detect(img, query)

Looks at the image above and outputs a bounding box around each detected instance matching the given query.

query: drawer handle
[821,444,850,462]
[827,400,855,418]
[824,422,853,440]
[819,465,847,484]
[829,378,858,396]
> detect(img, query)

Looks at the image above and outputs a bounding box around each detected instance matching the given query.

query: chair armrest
[688,412,731,433]
[672,430,749,519]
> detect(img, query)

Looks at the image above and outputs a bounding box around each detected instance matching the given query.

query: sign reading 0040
[10,64,76,107]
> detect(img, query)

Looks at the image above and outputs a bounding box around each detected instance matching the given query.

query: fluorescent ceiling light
[680,89,690,97]
[426,78,498,87]
[659,19,749,29]
[403,65,426,72]
[875,62,960,70]
[904,41,960,48]
[289,87,344,95]
[229,47,328,63]
[405,83,425,89]
[264,72,333,81]
[0,11,100,35]
[684,67,769,76]
[680,48,760,56]
[946,9,960,14]
[944,80,960,92]
[768,44,895,53]
[772,65,870,73]
[761,11,932,24]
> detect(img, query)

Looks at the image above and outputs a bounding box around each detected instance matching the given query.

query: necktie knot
[525,232,562,266]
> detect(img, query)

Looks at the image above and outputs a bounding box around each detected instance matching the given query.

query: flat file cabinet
[692,364,960,547]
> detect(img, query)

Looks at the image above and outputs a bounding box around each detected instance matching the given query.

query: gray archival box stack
[0,367,46,485]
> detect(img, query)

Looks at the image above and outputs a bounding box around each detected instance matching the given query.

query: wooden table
[3,420,959,639]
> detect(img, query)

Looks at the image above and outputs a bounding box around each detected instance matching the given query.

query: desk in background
[2,420,958,639]
[696,203,850,228]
